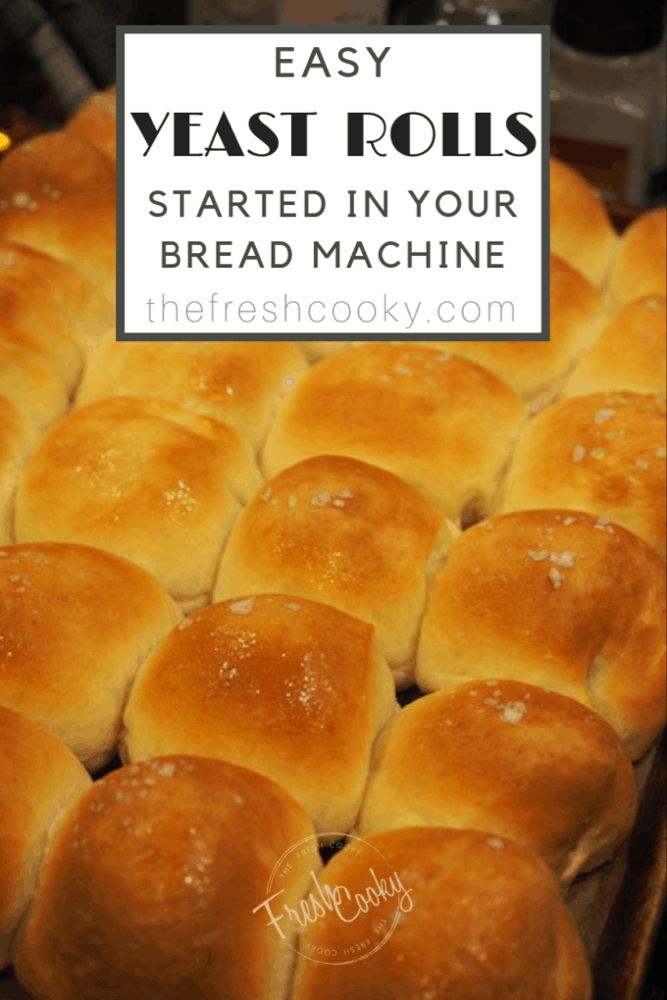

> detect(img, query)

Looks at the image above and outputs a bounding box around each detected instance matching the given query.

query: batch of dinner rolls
[0,87,665,1000]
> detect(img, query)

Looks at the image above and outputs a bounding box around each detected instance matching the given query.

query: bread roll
[1,241,110,386]
[0,542,181,770]
[78,337,308,450]
[0,706,90,970]
[498,392,666,555]
[66,86,116,161]
[122,595,396,833]
[15,397,262,606]
[292,826,591,1000]
[564,295,666,398]
[425,256,605,408]
[550,158,617,287]
[606,207,667,305]
[263,344,526,523]
[13,757,316,1000]
[417,510,666,759]
[359,681,636,882]
[300,341,347,362]
[215,456,454,687]
[301,255,605,408]
[0,133,116,301]
[0,397,34,545]
[0,339,68,434]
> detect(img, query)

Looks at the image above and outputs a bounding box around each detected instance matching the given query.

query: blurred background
[0,0,665,215]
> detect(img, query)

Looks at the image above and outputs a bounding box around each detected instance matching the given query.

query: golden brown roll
[417,510,666,759]
[15,397,262,607]
[0,339,68,433]
[0,543,181,770]
[564,295,667,398]
[550,158,617,287]
[1,241,110,386]
[0,396,34,545]
[606,207,667,305]
[122,595,396,833]
[13,756,316,1000]
[292,826,591,1000]
[0,133,116,301]
[78,338,308,450]
[429,255,605,408]
[263,344,526,523]
[299,341,347,362]
[0,706,90,970]
[214,456,454,687]
[498,392,667,555]
[359,681,636,882]
[66,86,116,161]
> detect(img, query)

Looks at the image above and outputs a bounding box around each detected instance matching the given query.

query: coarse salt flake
[229,597,255,615]
[549,551,575,568]
[499,701,528,725]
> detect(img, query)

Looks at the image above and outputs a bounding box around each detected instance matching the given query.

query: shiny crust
[214,455,454,686]
[564,296,667,398]
[13,757,316,1000]
[498,392,667,555]
[0,707,90,970]
[78,337,308,450]
[0,543,181,770]
[0,132,116,300]
[606,207,667,305]
[292,827,592,1000]
[122,595,397,833]
[417,509,666,759]
[263,343,526,521]
[423,256,605,404]
[359,681,637,881]
[550,158,617,287]
[15,397,262,604]
[0,241,110,385]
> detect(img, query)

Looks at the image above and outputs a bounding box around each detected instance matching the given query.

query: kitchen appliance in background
[0,0,95,113]
[646,35,666,204]
[550,0,666,206]
[0,2,188,99]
